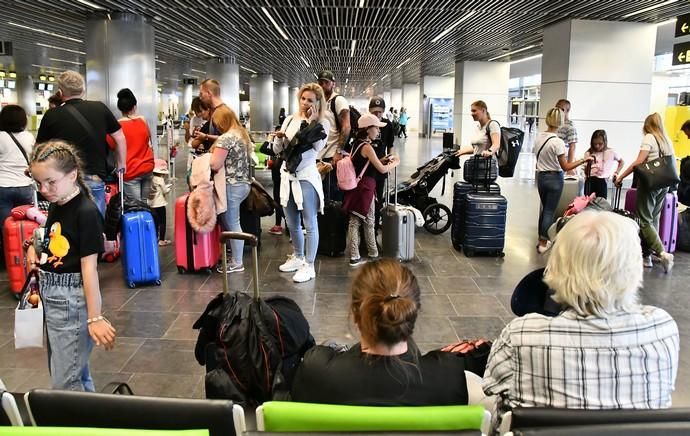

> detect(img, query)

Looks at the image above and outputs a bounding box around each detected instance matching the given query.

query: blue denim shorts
[39,270,95,392]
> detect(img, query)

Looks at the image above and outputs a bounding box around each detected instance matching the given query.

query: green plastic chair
[256,401,491,434]
[0,428,208,436]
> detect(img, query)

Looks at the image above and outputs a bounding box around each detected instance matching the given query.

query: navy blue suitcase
[463,192,507,257]
[121,210,161,288]
[451,181,500,251]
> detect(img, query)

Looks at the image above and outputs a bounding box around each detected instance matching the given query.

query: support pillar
[273,82,289,126]
[250,74,273,132]
[16,75,36,116]
[402,84,420,134]
[206,58,240,115]
[383,91,392,109]
[289,86,299,116]
[391,88,402,112]
[182,82,195,116]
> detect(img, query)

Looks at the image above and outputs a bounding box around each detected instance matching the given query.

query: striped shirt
[483,306,679,414]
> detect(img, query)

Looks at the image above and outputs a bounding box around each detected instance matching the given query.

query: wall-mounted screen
[37,83,46,91]
[46,83,54,91]
[7,80,16,89]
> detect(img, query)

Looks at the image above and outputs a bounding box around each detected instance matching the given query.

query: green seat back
[0,428,208,436]
[260,401,485,432]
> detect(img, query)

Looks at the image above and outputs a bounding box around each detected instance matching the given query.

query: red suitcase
[104,182,119,207]
[3,217,39,294]
[175,194,220,274]
[624,188,677,253]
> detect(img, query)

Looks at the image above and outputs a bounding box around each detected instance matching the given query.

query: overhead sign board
[676,14,690,38]
[673,41,690,66]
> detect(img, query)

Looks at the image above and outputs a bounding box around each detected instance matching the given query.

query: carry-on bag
[451,181,500,251]
[382,167,415,261]
[175,194,220,274]
[3,192,41,295]
[118,171,161,288]
[463,155,498,184]
[554,176,581,218]
[624,188,677,253]
[317,177,347,257]
[193,232,314,407]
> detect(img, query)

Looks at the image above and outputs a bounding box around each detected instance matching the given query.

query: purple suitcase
[624,188,677,253]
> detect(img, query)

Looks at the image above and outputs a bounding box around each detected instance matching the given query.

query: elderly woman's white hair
[544,210,643,317]
[57,70,85,98]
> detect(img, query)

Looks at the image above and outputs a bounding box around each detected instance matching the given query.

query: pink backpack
[336,143,370,191]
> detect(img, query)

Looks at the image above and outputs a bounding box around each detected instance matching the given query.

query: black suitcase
[240,200,262,248]
[463,192,507,257]
[463,156,498,184]
[451,181,500,251]
[317,199,347,257]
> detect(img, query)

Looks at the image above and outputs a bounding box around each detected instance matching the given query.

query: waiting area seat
[0,428,208,436]
[256,401,491,435]
[23,388,245,436]
[502,407,690,435]
[1,389,24,426]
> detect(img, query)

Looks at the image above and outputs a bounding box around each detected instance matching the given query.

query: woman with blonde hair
[210,105,252,273]
[455,100,501,158]
[534,107,593,253]
[615,113,676,272]
[291,259,468,405]
[271,83,329,283]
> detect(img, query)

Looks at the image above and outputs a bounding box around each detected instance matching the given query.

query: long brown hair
[351,259,421,347]
[30,140,93,201]
[643,113,672,151]
[212,105,252,148]
[471,100,491,120]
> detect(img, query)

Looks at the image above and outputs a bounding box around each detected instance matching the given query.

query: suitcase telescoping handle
[118,168,125,217]
[220,231,259,300]
[384,165,398,207]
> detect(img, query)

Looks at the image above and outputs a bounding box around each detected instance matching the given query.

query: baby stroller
[388,150,461,234]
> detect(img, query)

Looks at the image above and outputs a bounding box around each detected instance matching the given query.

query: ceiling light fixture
[396,57,411,69]
[39,74,47,81]
[347,66,351,74]
[359,0,365,7]
[622,0,679,18]
[182,73,198,77]
[49,57,83,65]
[191,68,206,74]
[431,11,476,43]
[176,40,216,57]
[0,71,5,77]
[657,18,678,27]
[261,7,290,40]
[313,73,318,79]
[381,74,389,80]
[48,75,54,81]
[346,78,349,84]
[8,22,83,43]
[240,66,258,73]
[488,45,536,61]
[35,42,85,55]
[509,53,543,65]
[9,71,17,78]
[350,40,357,58]
[155,59,167,64]
[74,0,105,9]
[300,56,310,67]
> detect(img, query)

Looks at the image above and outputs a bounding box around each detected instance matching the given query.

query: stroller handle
[220,231,258,247]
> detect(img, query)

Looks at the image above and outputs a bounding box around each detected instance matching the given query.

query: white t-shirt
[0,130,35,187]
[318,94,349,160]
[471,120,501,153]
[534,132,565,172]
[640,133,674,162]
[274,115,330,173]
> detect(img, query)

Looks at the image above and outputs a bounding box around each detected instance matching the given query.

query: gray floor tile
[127,372,203,398]
[121,339,204,376]
[108,310,180,339]
[119,289,187,312]
[448,294,510,317]
[90,337,145,373]
[429,276,482,294]
[414,316,458,343]
[449,316,507,341]
[163,313,203,340]
[420,295,458,316]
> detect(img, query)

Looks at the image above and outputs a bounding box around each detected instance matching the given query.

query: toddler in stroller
[387,150,461,234]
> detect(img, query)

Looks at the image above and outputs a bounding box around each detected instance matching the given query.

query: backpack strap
[8,132,29,165]
[329,95,344,131]
[352,142,371,179]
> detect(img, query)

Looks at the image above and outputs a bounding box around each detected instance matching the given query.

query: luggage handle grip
[220,231,260,300]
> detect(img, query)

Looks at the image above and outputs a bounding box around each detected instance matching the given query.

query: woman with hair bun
[108,88,154,202]
[290,259,469,406]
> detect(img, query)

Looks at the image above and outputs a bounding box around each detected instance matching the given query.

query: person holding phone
[271,83,330,283]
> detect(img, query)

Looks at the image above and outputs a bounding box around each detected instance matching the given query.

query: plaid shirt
[557,119,578,147]
[483,306,679,413]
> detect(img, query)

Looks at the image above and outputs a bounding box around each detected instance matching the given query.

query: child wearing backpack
[342,114,399,267]
[583,129,623,199]
[149,158,172,246]
[26,140,116,391]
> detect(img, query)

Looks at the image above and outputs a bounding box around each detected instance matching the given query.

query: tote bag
[634,137,680,190]
[15,270,44,349]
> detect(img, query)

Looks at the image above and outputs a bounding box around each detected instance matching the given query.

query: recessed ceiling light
[176,40,216,57]
[74,0,105,9]
[359,0,365,7]
[35,42,85,55]
[9,72,17,78]
[622,0,679,18]
[509,54,543,65]
[396,58,411,69]
[347,66,351,74]
[350,40,357,58]
[8,22,82,43]
[155,59,166,64]
[240,66,258,74]
[191,68,206,74]
[431,11,475,43]
[49,58,83,66]
[300,56,310,68]
[488,45,536,62]
[261,7,290,40]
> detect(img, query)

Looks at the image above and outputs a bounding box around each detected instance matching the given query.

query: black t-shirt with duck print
[39,191,104,274]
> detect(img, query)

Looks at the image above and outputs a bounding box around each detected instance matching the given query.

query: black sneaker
[349,258,366,267]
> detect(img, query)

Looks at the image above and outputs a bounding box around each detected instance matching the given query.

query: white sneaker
[643,256,653,268]
[660,252,674,274]
[292,263,315,283]
[279,254,305,272]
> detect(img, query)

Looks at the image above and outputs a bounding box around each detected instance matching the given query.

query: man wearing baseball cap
[368,96,397,233]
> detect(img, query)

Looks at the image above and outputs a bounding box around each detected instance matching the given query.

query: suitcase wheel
[155,280,161,286]
[204,268,213,275]
[464,248,475,257]
[177,266,187,274]
[128,282,136,289]
[452,241,462,251]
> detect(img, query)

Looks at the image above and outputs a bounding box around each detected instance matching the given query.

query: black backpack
[486,120,524,178]
[330,95,361,150]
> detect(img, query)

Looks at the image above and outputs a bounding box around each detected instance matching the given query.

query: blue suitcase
[463,192,507,257]
[121,210,161,288]
[451,181,500,251]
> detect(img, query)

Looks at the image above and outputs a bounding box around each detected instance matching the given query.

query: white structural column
[289,86,299,116]
[383,91,392,107]
[250,74,274,132]
[421,75,454,136]
[453,61,509,147]
[540,19,655,165]
[402,84,420,134]
[205,58,240,115]
[182,83,195,115]
[273,82,289,125]
[16,75,36,116]
[391,88,402,112]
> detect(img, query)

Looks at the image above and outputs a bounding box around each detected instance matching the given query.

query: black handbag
[634,139,679,190]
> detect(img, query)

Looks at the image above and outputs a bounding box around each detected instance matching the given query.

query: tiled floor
[1,133,689,407]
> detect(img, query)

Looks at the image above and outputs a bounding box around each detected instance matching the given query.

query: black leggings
[272,162,284,226]
[585,177,608,199]
[399,124,408,137]
[153,206,167,240]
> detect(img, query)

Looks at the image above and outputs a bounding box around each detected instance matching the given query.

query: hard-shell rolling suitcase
[624,188,677,253]
[463,192,507,257]
[175,194,220,274]
[451,181,500,250]
[317,178,347,257]
[382,167,415,261]
[554,176,580,218]
[118,171,161,288]
[3,217,39,294]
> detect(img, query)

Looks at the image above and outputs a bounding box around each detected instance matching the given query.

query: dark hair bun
[117,88,135,100]
[116,88,137,113]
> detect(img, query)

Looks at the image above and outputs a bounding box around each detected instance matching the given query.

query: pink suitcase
[175,194,220,274]
[624,188,677,253]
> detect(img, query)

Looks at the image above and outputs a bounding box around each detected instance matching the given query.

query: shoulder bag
[64,104,117,177]
[8,132,30,164]
[634,137,680,190]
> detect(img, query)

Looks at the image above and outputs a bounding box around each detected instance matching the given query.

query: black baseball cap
[317,70,335,81]
[369,97,386,110]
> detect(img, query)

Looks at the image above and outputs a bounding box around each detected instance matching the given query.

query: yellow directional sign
[676,14,690,38]
[673,41,690,66]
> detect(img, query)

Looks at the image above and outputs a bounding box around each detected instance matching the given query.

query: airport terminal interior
[3,0,690,433]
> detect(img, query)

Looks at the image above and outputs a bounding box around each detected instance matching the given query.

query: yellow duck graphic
[47,222,70,268]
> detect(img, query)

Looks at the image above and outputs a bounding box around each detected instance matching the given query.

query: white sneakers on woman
[279,254,315,282]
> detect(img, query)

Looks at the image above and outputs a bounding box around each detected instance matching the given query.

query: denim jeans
[39,271,95,392]
[84,178,106,218]
[220,182,251,265]
[636,184,668,255]
[123,173,153,203]
[284,180,320,264]
[537,171,564,240]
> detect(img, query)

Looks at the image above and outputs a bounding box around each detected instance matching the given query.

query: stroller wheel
[423,203,452,235]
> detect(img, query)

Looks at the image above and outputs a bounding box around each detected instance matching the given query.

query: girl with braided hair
[26,140,116,391]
